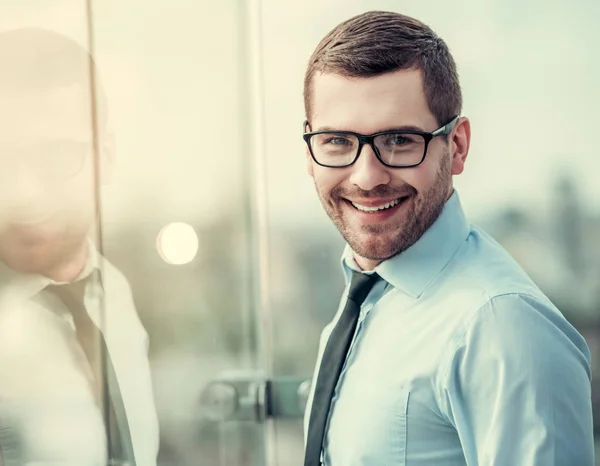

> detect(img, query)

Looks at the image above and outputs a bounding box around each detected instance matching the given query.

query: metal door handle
[199,371,312,422]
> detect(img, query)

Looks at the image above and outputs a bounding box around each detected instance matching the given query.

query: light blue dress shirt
[304,191,594,465]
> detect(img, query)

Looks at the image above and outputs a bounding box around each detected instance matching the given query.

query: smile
[350,197,405,213]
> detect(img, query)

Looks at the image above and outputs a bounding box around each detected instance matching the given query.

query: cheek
[406,148,450,192]
[391,165,436,193]
[51,175,97,218]
[312,166,346,196]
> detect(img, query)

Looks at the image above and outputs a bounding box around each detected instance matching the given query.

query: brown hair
[304,11,462,126]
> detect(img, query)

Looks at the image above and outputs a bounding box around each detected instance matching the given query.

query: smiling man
[302,11,594,466]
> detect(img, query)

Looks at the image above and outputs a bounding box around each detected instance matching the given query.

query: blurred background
[1,0,599,464]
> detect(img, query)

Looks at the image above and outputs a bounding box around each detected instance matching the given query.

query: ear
[304,120,314,177]
[450,117,471,176]
[306,146,314,177]
[99,129,116,185]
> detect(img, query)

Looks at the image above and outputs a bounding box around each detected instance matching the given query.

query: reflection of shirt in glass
[304,191,594,466]
[0,242,159,465]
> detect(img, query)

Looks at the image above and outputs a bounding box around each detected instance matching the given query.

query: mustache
[331,183,417,200]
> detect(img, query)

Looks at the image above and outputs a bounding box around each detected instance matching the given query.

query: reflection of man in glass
[0,28,158,464]
[302,11,594,466]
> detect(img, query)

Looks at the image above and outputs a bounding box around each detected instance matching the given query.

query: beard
[0,211,92,277]
[316,150,452,263]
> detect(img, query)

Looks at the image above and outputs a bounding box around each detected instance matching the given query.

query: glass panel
[0,0,271,465]
[91,0,271,465]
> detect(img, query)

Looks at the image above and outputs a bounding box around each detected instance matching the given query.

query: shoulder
[425,225,553,333]
[430,225,590,372]
[465,293,586,353]
[449,225,544,298]
[442,292,591,386]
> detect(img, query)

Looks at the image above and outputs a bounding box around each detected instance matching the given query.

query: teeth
[351,198,401,212]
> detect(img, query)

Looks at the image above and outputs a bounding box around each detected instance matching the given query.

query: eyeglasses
[0,140,90,181]
[303,115,459,168]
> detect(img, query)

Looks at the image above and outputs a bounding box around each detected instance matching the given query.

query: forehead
[310,68,437,133]
[0,83,94,142]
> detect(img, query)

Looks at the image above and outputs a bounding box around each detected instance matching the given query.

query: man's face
[0,83,105,275]
[306,69,465,269]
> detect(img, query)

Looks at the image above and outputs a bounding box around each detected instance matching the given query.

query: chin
[0,229,88,276]
[0,246,55,274]
[349,232,401,262]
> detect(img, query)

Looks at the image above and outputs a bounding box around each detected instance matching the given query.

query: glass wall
[91,1,272,464]
[0,0,272,465]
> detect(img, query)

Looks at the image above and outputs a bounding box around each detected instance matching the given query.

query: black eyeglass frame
[302,115,460,168]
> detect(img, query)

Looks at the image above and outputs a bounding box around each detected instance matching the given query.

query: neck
[353,255,381,271]
[44,241,89,282]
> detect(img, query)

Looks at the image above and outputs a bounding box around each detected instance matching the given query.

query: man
[0,28,159,464]
[302,11,594,466]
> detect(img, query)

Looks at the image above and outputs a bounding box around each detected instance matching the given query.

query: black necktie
[304,271,379,466]
[45,279,137,466]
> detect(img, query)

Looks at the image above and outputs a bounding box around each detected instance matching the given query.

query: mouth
[341,195,411,224]
[347,196,409,213]
[3,209,55,227]
[9,214,53,226]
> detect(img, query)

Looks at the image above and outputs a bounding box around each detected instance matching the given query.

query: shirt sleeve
[442,293,594,465]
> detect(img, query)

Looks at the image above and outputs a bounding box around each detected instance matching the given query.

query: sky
[0,0,598,230]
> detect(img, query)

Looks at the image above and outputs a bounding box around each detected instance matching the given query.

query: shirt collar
[341,190,470,298]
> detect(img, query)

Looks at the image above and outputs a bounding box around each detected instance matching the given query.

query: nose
[348,143,391,191]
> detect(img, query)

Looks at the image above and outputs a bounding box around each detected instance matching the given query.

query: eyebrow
[314,124,427,133]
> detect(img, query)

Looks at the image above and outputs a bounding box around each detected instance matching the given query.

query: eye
[322,136,354,146]
[386,134,414,146]
[376,133,424,152]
